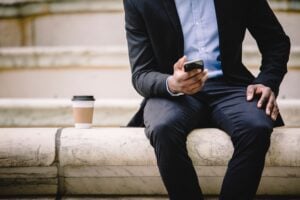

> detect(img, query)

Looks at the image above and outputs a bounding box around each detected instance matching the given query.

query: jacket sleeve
[246,0,290,96]
[123,0,171,98]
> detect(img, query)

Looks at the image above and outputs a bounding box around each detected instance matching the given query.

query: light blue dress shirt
[175,0,223,78]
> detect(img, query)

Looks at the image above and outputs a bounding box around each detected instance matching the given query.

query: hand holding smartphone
[184,59,204,72]
[168,57,208,95]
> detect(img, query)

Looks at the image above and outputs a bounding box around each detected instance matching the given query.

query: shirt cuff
[166,76,184,96]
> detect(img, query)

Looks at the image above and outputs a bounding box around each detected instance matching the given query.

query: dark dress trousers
[123,0,290,199]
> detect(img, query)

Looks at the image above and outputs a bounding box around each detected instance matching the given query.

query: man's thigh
[209,85,274,139]
[143,96,209,139]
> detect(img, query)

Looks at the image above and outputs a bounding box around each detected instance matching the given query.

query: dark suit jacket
[123,0,290,127]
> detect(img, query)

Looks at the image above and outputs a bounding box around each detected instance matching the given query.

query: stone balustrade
[0,127,299,197]
[0,99,300,127]
[0,46,299,69]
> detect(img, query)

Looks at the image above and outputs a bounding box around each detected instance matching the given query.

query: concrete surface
[0,99,299,127]
[0,4,299,47]
[0,128,57,167]
[0,127,299,196]
[0,167,58,195]
[0,128,58,195]
[0,49,299,99]
[59,128,300,167]
[2,69,295,99]
[0,19,22,47]
[1,46,300,69]
[0,46,130,69]
[0,98,140,127]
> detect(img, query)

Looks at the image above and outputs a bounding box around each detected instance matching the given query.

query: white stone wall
[0,0,299,47]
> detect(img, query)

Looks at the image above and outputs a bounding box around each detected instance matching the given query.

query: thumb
[247,85,256,101]
[174,56,186,71]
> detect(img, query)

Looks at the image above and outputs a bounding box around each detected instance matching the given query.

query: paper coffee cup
[72,96,95,129]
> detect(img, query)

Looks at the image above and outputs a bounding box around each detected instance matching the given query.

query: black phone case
[184,60,204,72]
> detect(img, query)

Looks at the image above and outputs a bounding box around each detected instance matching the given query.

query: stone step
[1,0,298,18]
[0,0,123,18]
[0,46,299,69]
[0,128,299,196]
[0,46,299,99]
[0,3,299,47]
[0,99,299,127]
[269,0,300,12]
[0,99,140,127]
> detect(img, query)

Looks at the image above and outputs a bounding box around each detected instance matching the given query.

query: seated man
[123,0,290,199]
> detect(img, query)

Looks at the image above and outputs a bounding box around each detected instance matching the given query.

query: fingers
[185,69,203,79]
[174,56,204,80]
[247,84,278,121]
[247,84,272,107]
[265,92,278,121]
[183,72,208,95]
[183,69,207,85]
[174,56,186,71]
[265,92,275,115]
[271,102,279,121]
[257,87,271,108]
[172,56,209,95]
[247,85,256,101]
[169,70,207,95]
[175,68,204,85]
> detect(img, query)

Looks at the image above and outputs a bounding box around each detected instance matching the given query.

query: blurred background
[0,0,299,127]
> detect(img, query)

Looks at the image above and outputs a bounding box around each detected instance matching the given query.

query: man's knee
[146,121,181,146]
[145,121,190,166]
[253,120,272,148]
[248,118,273,136]
[235,118,273,153]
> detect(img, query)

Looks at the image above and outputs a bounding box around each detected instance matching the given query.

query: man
[123,0,290,199]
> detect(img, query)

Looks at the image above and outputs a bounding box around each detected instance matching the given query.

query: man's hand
[247,84,279,121]
[168,56,208,95]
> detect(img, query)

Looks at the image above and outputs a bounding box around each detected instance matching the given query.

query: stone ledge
[0,128,57,167]
[59,128,300,167]
[0,46,299,69]
[0,127,299,196]
[0,98,141,127]
[0,99,299,127]
[0,128,58,195]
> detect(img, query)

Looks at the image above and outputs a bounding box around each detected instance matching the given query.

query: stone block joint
[54,127,64,198]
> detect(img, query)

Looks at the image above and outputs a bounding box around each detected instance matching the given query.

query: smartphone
[184,59,204,72]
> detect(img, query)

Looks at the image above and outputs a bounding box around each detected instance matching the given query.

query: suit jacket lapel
[214,0,229,63]
[162,0,184,56]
